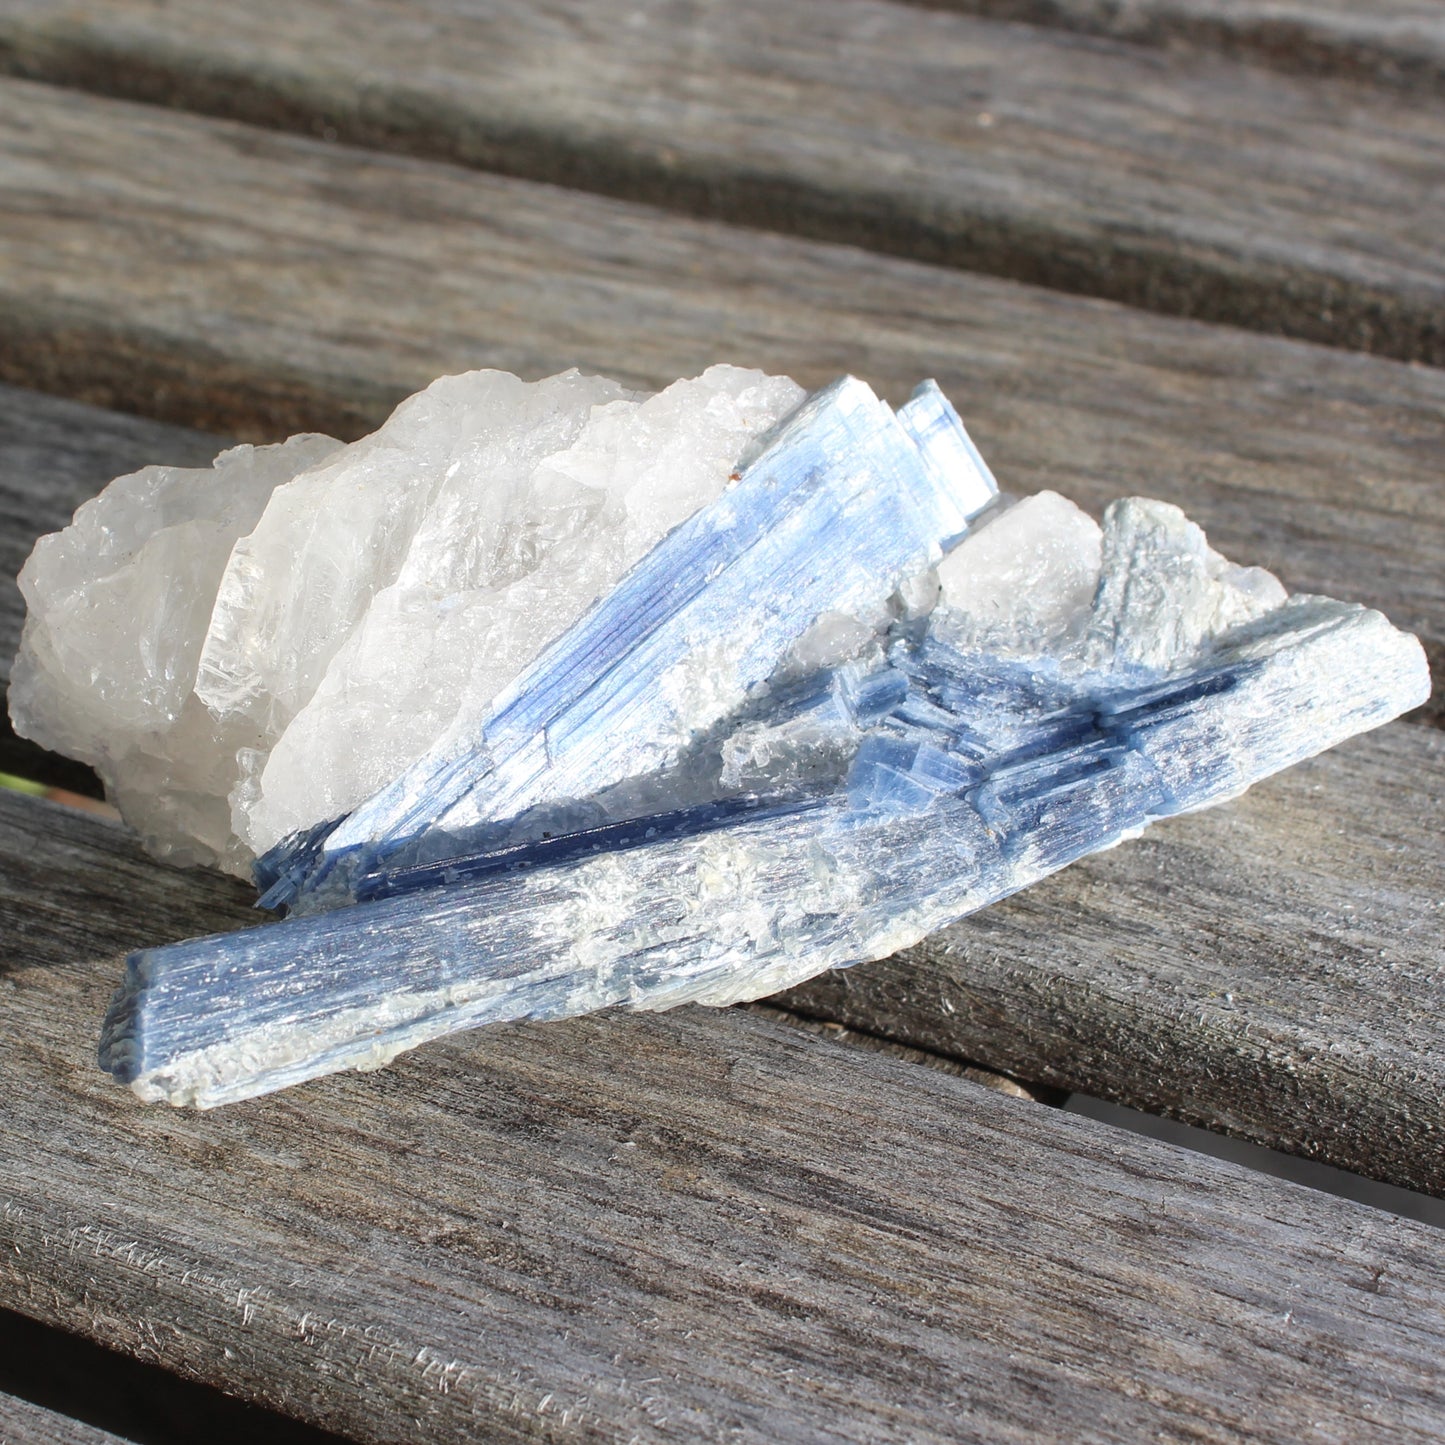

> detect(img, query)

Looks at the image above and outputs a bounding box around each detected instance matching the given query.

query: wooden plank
[933,1,1445,93]
[2,82,1442,718]
[0,384,218,789]
[5,790,1445,1443]
[0,4,1441,362]
[782,720,1445,1194]
[0,1393,129,1445]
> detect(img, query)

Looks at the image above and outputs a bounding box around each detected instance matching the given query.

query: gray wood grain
[0,2,1441,362]
[2,83,1442,718]
[5,788,1445,1444]
[933,0,1445,92]
[0,1394,129,1445]
[782,720,1445,1195]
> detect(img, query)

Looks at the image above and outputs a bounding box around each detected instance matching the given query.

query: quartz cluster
[12,366,805,874]
[9,366,1428,1107]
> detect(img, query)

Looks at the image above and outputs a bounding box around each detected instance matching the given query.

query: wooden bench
[1,3,1442,1439]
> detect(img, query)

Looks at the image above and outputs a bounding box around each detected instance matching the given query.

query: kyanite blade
[102,591,1427,1108]
[265,377,997,910]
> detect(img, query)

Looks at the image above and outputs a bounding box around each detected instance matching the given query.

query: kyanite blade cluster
[10,365,1426,1108]
[262,376,997,912]
[97,486,1427,1107]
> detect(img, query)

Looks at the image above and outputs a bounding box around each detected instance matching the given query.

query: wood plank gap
[0,1308,349,1445]
[0,3,1440,362]
[0,727,103,801]
[918,1,1445,93]
[0,1391,132,1445]
[744,1002,1068,1104]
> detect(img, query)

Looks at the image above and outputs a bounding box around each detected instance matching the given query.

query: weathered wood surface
[934,0,1445,92]
[4,382,1441,1192]
[5,790,1445,1444]
[3,83,1443,714]
[0,1393,128,1445]
[0,5,1442,362]
[784,720,1445,1194]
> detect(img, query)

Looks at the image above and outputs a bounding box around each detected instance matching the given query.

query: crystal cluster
[12,366,805,873]
[9,367,1428,1107]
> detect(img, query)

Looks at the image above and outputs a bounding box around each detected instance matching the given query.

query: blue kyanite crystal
[257,377,996,913]
[96,380,1430,1107]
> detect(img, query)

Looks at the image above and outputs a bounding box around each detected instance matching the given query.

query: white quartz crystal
[9,433,342,869]
[934,490,1103,654]
[10,365,804,873]
[1084,496,1288,671]
[933,490,1287,671]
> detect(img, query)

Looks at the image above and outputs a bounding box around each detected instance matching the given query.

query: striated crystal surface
[262,375,998,912]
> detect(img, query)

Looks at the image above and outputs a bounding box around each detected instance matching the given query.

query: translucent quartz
[97,482,1428,1107]
[10,366,806,872]
[934,490,1104,654]
[8,433,342,871]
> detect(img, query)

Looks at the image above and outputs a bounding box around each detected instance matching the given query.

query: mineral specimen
[9,366,1429,1107]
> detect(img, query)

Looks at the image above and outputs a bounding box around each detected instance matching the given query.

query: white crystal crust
[11,365,805,873]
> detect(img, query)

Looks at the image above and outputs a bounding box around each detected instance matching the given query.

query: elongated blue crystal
[258,377,997,912]
[100,589,1426,1108]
